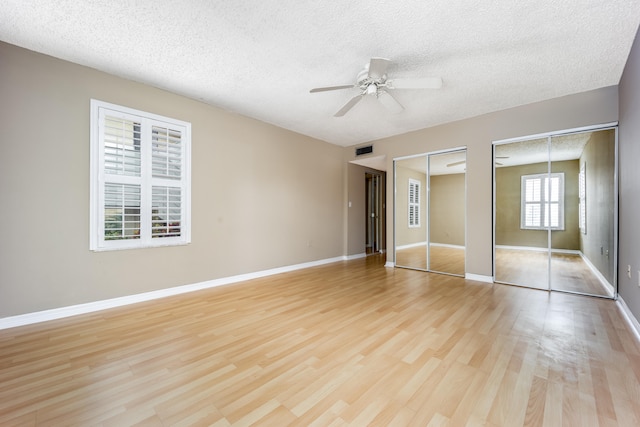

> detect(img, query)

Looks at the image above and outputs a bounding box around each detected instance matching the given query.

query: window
[521,173,564,230]
[579,163,586,234]
[408,178,421,228]
[90,100,191,251]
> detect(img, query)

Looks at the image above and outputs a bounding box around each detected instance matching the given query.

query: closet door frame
[492,122,618,298]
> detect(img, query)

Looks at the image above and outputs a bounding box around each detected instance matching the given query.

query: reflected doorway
[493,126,617,298]
[394,148,466,276]
[365,172,383,255]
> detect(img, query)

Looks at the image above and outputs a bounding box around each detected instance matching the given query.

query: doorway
[365,172,383,255]
[493,125,618,298]
[394,148,467,276]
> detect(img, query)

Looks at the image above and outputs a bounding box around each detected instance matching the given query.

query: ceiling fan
[446,157,509,167]
[310,57,443,117]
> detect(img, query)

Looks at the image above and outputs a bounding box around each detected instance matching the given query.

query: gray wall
[0,42,345,317]
[579,130,616,285]
[619,25,640,322]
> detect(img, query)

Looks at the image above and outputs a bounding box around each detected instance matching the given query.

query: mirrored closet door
[394,149,466,276]
[493,126,617,298]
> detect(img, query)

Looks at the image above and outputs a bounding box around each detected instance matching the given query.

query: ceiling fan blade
[495,156,509,159]
[310,85,355,93]
[334,94,364,117]
[386,77,443,90]
[446,160,466,167]
[377,90,404,114]
[368,57,391,80]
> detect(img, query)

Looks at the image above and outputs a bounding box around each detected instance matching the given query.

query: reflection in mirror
[494,139,550,290]
[394,156,428,270]
[550,129,616,297]
[494,128,617,298]
[394,150,466,276]
[428,151,466,276]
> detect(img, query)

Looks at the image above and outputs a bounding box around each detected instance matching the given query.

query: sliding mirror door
[428,150,466,276]
[494,139,550,290]
[394,149,466,276]
[550,129,617,297]
[394,155,428,270]
[494,126,617,298]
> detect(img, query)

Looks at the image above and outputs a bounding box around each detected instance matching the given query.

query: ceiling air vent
[355,145,373,156]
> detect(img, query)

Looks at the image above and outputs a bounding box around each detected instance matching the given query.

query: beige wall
[495,160,580,250]
[0,42,345,317]
[394,166,427,247]
[429,173,465,246]
[346,86,618,275]
[580,130,616,285]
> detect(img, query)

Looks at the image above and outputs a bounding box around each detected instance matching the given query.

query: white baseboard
[345,253,366,260]
[0,255,348,330]
[616,296,640,344]
[430,243,465,250]
[384,261,395,268]
[465,273,494,283]
[396,241,427,250]
[496,245,580,255]
[579,253,614,296]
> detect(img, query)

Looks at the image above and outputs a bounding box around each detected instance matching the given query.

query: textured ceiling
[1,1,638,147]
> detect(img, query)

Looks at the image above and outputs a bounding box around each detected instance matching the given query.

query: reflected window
[579,164,586,234]
[408,178,421,228]
[521,173,565,230]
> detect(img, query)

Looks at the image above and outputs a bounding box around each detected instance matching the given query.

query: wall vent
[355,145,373,156]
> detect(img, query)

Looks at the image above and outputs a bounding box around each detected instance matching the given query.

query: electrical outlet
[628,265,632,279]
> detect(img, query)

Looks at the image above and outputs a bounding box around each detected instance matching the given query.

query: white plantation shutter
[104,116,141,176]
[579,164,586,234]
[152,186,182,238]
[152,125,182,179]
[408,179,421,228]
[521,173,564,230]
[90,100,191,251]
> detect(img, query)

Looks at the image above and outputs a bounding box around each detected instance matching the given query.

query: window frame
[579,163,586,234]
[520,172,565,231]
[408,178,421,228]
[90,99,191,251]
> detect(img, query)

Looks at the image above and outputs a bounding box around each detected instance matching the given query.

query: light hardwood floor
[395,245,465,276]
[495,249,613,297]
[1,255,639,426]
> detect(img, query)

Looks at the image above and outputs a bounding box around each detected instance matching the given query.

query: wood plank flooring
[495,249,613,297]
[1,254,639,426]
[395,245,465,276]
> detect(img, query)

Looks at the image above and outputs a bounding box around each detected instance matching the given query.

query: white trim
[496,245,580,255]
[579,253,614,295]
[492,122,618,145]
[466,273,493,283]
[430,243,465,250]
[396,241,427,250]
[384,261,395,268]
[393,146,467,162]
[0,255,347,330]
[345,253,366,260]
[616,296,640,344]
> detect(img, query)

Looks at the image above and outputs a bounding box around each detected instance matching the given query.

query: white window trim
[90,99,191,251]
[579,163,586,234]
[408,178,421,228]
[520,172,565,231]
